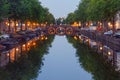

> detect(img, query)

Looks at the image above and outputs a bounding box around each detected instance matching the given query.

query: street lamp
[108,51,111,56]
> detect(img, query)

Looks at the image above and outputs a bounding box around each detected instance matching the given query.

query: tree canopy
[66,0,120,25]
[0,0,55,24]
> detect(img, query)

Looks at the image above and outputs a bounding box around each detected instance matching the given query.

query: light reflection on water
[0,36,42,67]
[1,34,120,80]
[37,36,92,80]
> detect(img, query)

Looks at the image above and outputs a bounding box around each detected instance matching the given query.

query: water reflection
[67,36,120,80]
[0,33,120,80]
[0,35,55,80]
[37,36,92,80]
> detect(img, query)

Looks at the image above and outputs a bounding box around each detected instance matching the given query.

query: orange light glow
[37,23,39,26]
[41,37,44,40]
[22,44,25,47]
[27,21,30,26]
[10,48,15,62]
[45,37,48,40]
[6,22,10,26]
[16,23,18,26]
[33,42,36,46]
[16,48,19,51]
[33,23,36,26]
[74,36,77,40]
[28,43,30,45]
[27,23,30,26]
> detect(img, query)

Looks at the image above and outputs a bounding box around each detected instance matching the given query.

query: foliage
[66,13,76,24]
[66,0,120,24]
[0,0,55,24]
[0,0,9,22]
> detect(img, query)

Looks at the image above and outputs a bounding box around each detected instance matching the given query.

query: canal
[37,36,92,80]
[0,35,120,80]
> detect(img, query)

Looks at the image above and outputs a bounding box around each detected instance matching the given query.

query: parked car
[113,31,120,38]
[0,34,10,40]
[81,27,89,31]
[88,26,97,31]
[104,30,113,36]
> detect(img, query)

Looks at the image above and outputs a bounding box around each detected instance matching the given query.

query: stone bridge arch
[47,26,74,35]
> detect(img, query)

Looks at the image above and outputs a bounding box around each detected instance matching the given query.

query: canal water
[0,35,120,80]
[37,36,92,80]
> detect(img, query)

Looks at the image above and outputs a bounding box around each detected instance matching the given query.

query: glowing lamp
[16,48,19,51]
[108,51,111,55]
[100,47,103,50]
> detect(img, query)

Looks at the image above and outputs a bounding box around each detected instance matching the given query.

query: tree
[67,0,120,29]
[0,0,9,22]
[66,13,76,24]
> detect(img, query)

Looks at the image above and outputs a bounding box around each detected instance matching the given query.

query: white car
[113,31,120,38]
[104,30,113,35]
[1,34,10,39]
[88,26,97,31]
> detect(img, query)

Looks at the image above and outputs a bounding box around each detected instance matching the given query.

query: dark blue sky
[39,0,80,18]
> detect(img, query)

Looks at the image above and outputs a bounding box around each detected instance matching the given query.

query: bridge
[45,26,79,36]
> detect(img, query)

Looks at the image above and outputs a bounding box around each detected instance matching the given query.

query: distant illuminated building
[115,11,120,29]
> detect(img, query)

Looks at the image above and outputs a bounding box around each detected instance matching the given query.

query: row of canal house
[73,11,120,31]
[75,35,120,70]
[0,19,47,34]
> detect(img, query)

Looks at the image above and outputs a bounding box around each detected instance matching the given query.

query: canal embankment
[79,30,120,52]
